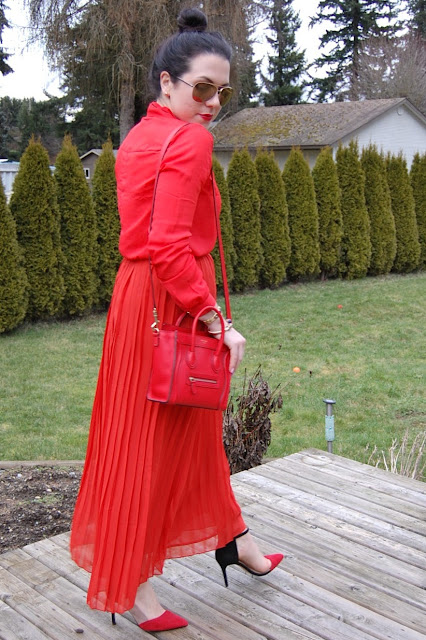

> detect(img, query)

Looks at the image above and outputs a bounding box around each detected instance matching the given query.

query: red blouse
[115,102,219,316]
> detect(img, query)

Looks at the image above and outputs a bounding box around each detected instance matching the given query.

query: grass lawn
[1,272,425,463]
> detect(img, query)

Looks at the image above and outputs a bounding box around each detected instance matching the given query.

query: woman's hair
[149,8,232,97]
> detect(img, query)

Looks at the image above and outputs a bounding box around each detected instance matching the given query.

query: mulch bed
[0,465,83,554]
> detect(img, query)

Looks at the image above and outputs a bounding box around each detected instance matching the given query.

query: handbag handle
[148,124,231,331]
[191,305,226,356]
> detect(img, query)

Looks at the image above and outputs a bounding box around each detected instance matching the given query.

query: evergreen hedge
[55,134,98,315]
[386,153,420,273]
[212,156,236,289]
[361,145,396,275]
[255,150,290,287]
[0,178,28,332]
[282,147,320,279]
[410,152,426,269]
[10,137,64,320]
[312,147,342,278]
[336,141,371,279]
[91,139,121,307]
[227,149,262,292]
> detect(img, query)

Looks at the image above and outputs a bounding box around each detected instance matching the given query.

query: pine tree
[312,147,343,278]
[227,148,262,292]
[255,150,291,287]
[55,134,98,315]
[212,157,236,289]
[386,153,420,273]
[410,152,426,268]
[309,0,402,101]
[282,147,320,280]
[361,145,396,275]
[91,139,121,307]
[0,0,12,76]
[10,137,64,320]
[336,141,371,279]
[262,0,306,106]
[408,0,426,36]
[0,178,28,332]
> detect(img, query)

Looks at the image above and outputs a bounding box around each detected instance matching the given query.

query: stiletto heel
[215,528,283,588]
[110,610,187,631]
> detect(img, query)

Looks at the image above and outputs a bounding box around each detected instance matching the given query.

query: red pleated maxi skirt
[70,256,245,613]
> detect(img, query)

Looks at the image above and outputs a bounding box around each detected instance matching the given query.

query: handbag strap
[148,124,231,331]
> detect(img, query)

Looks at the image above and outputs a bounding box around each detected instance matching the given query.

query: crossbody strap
[148,124,231,331]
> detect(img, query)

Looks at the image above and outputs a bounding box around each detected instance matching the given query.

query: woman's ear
[160,71,172,98]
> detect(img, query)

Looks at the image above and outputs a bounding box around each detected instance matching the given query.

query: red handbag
[146,125,233,411]
[147,306,231,410]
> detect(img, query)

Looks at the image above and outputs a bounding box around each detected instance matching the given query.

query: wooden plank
[0,600,50,640]
[167,556,373,640]
[258,458,426,522]
[177,552,421,640]
[232,480,426,575]
[0,567,107,640]
[235,466,426,545]
[298,449,426,497]
[287,451,426,508]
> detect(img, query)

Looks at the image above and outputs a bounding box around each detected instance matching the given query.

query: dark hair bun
[177,8,208,33]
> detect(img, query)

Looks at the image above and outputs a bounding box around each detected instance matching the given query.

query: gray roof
[212,98,424,150]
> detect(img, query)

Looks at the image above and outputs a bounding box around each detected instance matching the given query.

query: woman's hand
[203,314,245,374]
[222,327,246,374]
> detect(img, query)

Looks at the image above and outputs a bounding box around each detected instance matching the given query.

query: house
[0,161,20,201]
[212,98,426,172]
[80,148,118,182]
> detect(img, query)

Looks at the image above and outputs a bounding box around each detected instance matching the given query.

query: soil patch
[0,465,82,554]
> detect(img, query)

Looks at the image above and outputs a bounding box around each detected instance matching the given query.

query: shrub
[282,147,320,280]
[255,150,291,287]
[361,145,396,275]
[9,136,64,320]
[336,141,371,279]
[55,134,98,315]
[410,152,426,269]
[227,148,262,292]
[386,153,420,273]
[312,147,343,278]
[212,156,236,289]
[91,139,121,307]
[223,367,283,474]
[0,178,28,332]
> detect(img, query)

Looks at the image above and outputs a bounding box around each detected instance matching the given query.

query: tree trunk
[119,66,136,143]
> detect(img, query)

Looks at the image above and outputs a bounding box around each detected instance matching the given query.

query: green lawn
[1,272,425,463]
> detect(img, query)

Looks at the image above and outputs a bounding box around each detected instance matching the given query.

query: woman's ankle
[131,581,165,623]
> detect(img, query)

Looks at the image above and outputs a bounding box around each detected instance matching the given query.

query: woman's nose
[205,92,221,109]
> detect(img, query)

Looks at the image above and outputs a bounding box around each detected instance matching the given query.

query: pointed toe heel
[215,528,284,587]
[139,610,188,632]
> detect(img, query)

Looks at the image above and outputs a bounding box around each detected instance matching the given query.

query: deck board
[1,448,425,640]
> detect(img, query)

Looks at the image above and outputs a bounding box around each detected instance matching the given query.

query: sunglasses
[176,77,233,106]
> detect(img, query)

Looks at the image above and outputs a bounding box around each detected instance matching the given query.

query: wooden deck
[1,448,425,640]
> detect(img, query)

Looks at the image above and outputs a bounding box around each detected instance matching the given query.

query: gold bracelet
[203,311,219,326]
[208,322,233,335]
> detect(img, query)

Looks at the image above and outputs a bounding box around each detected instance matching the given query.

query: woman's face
[159,53,231,128]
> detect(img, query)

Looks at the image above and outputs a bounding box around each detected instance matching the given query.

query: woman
[70,8,283,633]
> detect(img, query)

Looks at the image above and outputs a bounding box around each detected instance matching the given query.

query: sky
[0,1,324,101]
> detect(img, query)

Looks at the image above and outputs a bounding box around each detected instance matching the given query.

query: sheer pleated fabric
[70,256,245,613]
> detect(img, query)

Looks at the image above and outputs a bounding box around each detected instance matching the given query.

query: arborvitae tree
[227,148,262,292]
[255,150,291,287]
[10,137,64,320]
[212,156,236,289]
[55,134,98,315]
[312,147,343,278]
[91,139,121,307]
[336,141,371,279]
[410,152,426,269]
[309,0,402,101]
[282,147,320,280]
[361,145,396,275]
[262,0,306,106]
[0,179,28,332]
[386,152,420,273]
